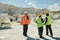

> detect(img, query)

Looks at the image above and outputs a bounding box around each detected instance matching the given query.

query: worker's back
[21,15,28,25]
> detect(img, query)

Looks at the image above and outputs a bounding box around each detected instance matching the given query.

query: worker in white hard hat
[21,12,31,37]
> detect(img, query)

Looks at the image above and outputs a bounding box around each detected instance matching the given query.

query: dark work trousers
[38,27,43,38]
[23,24,28,36]
[46,25,53,36]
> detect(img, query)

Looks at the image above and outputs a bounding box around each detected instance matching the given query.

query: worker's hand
[43,22,45,25]
[43,22,45,24]
[20,23,22,25]
[43,23,45,25]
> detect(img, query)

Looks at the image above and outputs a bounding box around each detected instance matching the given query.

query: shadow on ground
[47,35,60,40]
[0,27,12,30]
[26,36,49,40]
[52,37,60,40]
[26,36,35,40]
[35,37,49,40]
[26,36,60,40]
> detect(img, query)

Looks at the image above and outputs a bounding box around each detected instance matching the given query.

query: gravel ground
[0,19,60,40]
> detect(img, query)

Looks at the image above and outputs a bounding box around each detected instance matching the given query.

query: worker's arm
[21,16,23,25]
[45,17,47,24]
[36,20,37,23]
[20,18,22,25]
[41,18,44,23]
[36,17,37,23]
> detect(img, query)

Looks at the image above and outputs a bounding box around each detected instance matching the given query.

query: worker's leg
[38,27,43,38]
[25,24,28,36]
[46,25,49,35]
[49,25,53,37]
[23,24,28,37]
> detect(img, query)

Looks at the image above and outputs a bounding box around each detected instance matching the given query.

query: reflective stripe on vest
[46,16,52,25]
[36,17,43,28]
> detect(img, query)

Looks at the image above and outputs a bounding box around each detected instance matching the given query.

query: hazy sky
[0,0,60,9]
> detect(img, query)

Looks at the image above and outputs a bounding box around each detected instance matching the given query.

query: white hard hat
[24,12,27,13]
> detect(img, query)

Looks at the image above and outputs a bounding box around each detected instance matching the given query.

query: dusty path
[0,19,60,40]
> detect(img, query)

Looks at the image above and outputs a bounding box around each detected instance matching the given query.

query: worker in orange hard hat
[21,12,31,37]
[36,13,44,38]
[45,11,53,37]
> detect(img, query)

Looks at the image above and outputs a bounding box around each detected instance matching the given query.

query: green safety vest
[46,16,52,25]
[36,17,43,28]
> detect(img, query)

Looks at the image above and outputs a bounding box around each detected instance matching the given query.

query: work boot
[23,34,27,37]
[39,36,43,38]
[25,35,27,37]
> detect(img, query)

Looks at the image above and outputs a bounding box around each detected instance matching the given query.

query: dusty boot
[23,33,27,37]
